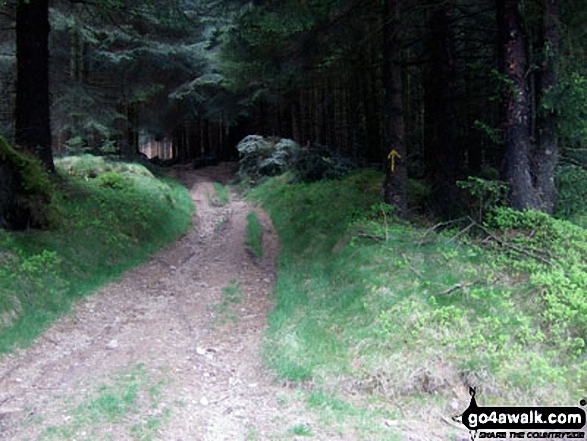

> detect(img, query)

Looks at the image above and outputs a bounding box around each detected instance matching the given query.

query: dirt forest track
[0,162,348,441]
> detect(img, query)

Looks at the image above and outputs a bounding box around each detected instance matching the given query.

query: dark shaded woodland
[1,0,586,227]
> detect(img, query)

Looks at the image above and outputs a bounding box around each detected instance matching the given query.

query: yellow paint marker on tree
[387,149,401,173]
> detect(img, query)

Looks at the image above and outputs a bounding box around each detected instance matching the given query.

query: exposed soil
[0,163,344,440]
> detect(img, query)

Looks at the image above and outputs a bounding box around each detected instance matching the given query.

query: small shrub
[64,136,90,155]
[237,135,301,184]
[457,176,508,222]
[100,139,118,155]
[293,144,355,183]
[487,206,587,356]
[97,171,125,189]
[236,135,355,186]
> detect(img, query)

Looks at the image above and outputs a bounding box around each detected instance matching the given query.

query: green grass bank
[249,169,585,437]
[0,155,194,353]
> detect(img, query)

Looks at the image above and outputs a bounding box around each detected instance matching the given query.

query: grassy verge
[0,155,194,353]
[245,212,263,257]
[249,170,583,437]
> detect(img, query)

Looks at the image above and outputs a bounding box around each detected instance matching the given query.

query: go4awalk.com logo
[454,388,586,440]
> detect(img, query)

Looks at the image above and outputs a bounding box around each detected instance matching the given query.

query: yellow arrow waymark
[387,149,402,173]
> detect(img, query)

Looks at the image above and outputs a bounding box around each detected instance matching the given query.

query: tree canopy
[1,0,587,224]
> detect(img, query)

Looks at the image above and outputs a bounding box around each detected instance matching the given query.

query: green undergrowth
[245,211,263,257]
[249,169,583,436]
[0,154,194,353]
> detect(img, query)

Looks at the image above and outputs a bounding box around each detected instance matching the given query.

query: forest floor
[0,163,371,441]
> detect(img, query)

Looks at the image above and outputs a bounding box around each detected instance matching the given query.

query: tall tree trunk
[382,0,408,218]
[499,0,537,210]
[15,0,54,172]
[499,0,560,213]
[534,0,560,214]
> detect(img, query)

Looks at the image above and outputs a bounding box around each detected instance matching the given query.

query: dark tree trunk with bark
[15,0,54,172]
[499,0,560,213]
[382,0,408,218]
[499,0,537,210]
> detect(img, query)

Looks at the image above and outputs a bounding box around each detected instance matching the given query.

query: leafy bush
[236,135,355,185]
[97,171,126,189]
[487,207,587,356]
[293,144,356,183]
[237,135,301,184]
[456,176,508,222]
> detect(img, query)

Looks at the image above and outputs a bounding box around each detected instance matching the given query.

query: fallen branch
[436,280,480,296]
[417,217,469,246]
[466,217,554,267]
[357,232,386,241]
[402,253,423,279]
[449,220,475,242]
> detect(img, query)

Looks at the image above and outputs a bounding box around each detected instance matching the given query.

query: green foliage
[0,136,54,227]
[555,164,587,222]
[251,168,581,424]
[237,136,301,185]
[287,424,314,437]
[245,212,263,258]
[49,0,215,151]
[63,135,118,157]
[487,207,587,358]
[0,155,193,352]
[293,144,356,183]
[545,69,587,149]
[57,154,155,180]
[209,182,230,206]
[0,138,47,194]
[63,136,89,155]
[97,171,126,189]
[237,135,355,186]
[473,120,504,145]
[457,176,508,221]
